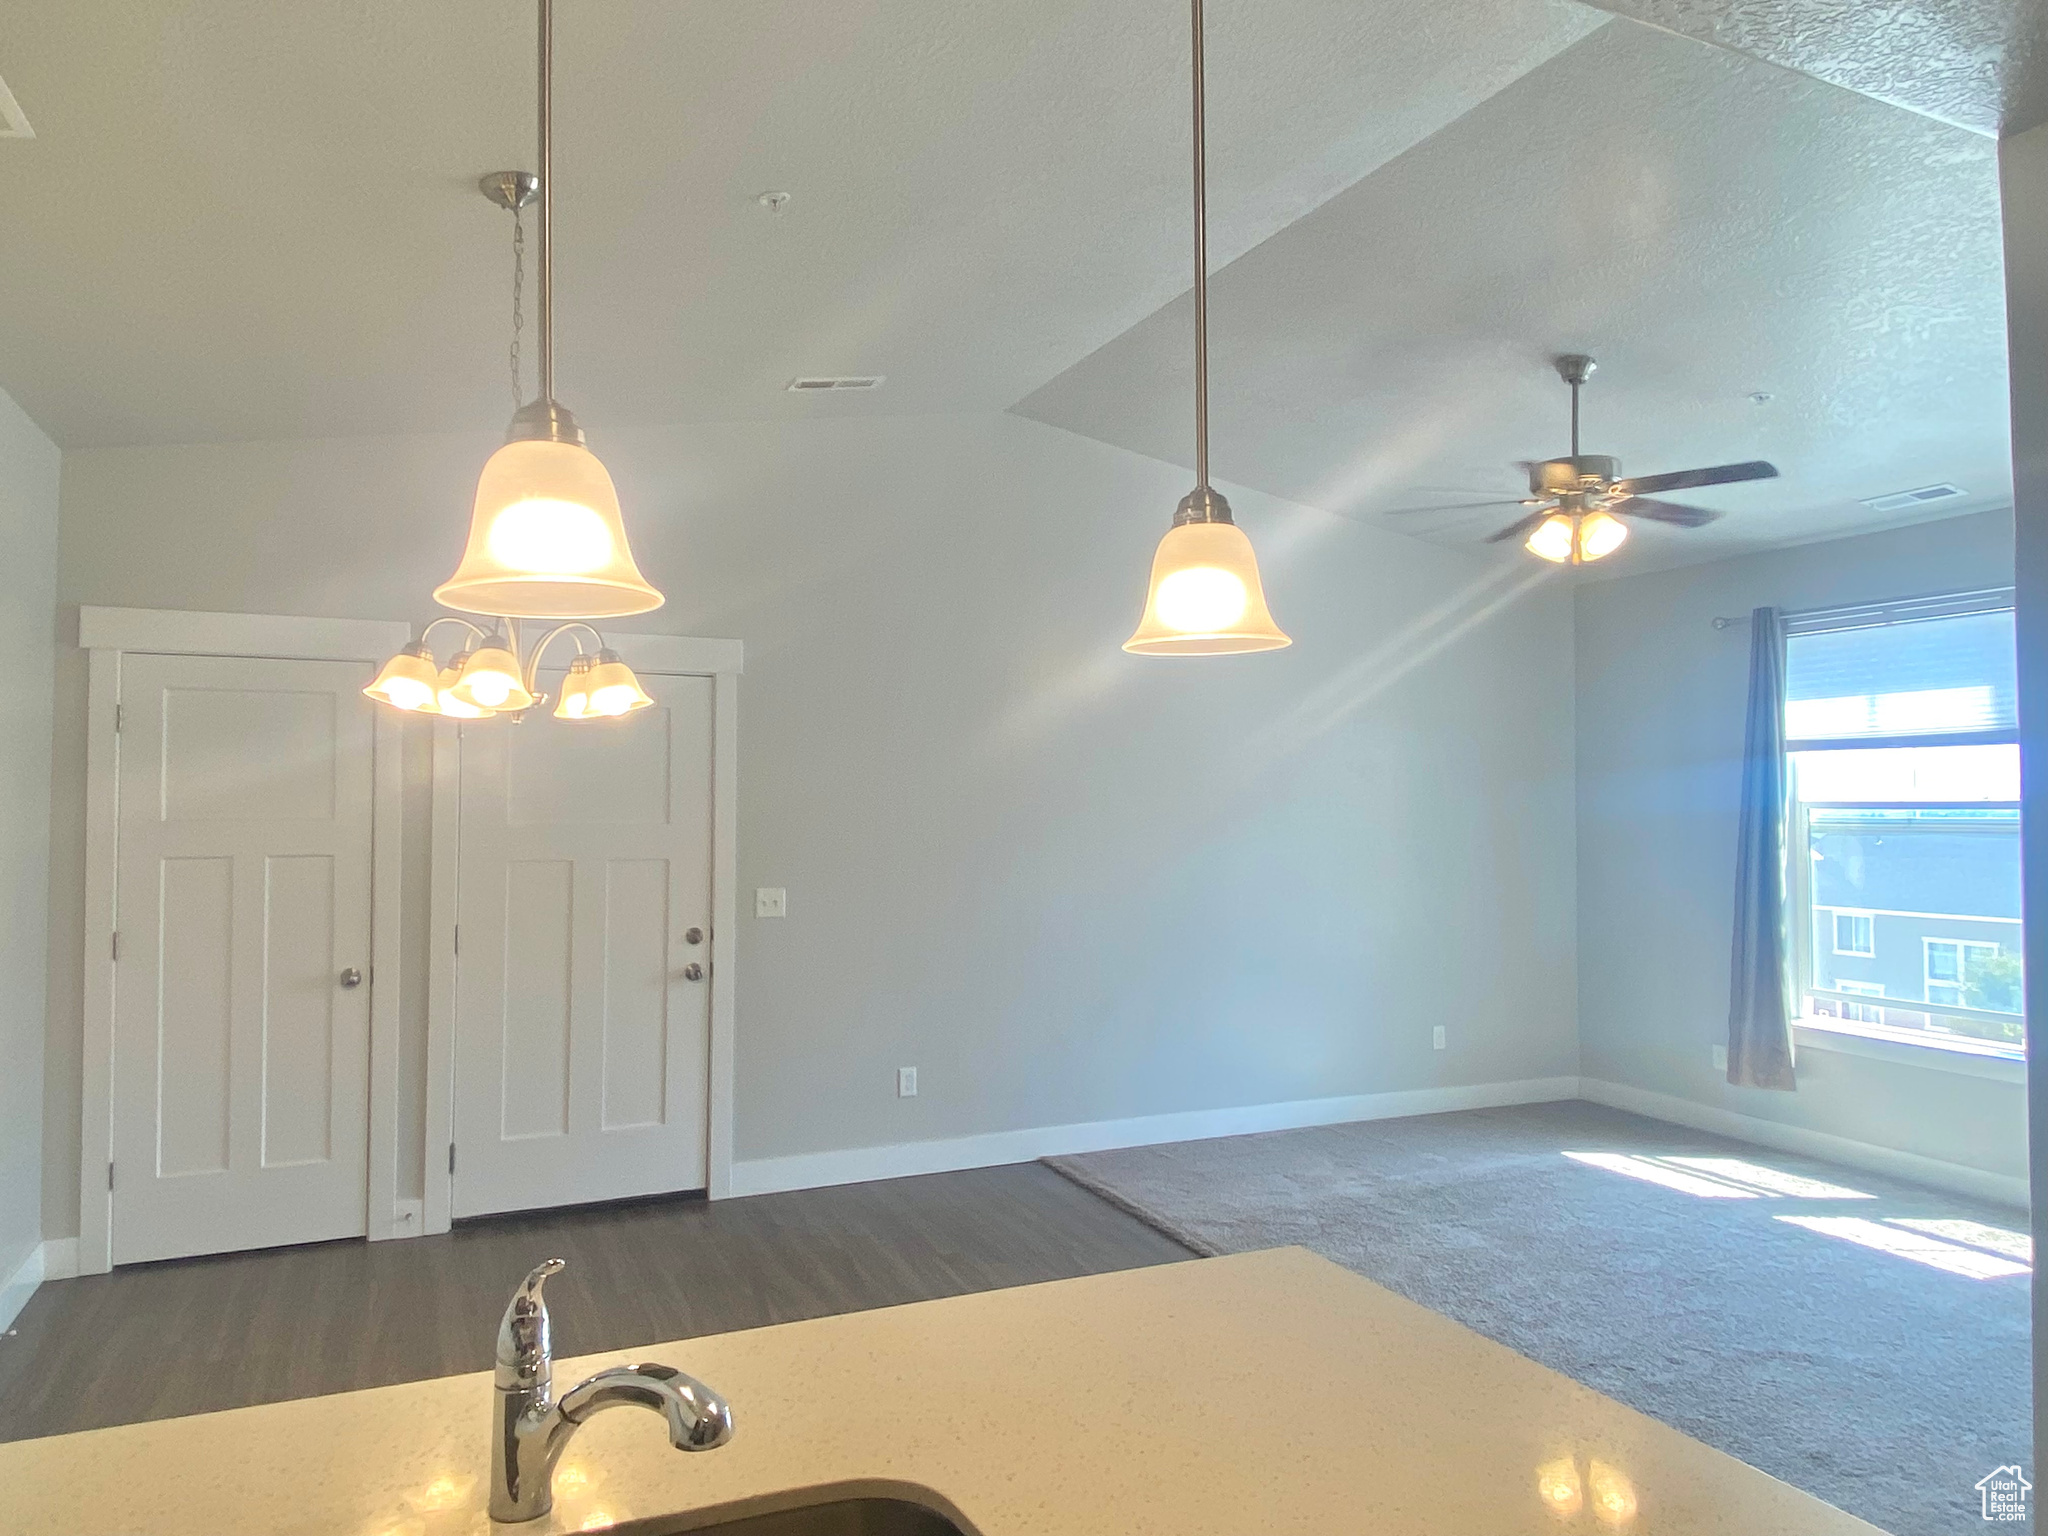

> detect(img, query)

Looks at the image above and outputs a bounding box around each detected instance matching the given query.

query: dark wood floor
[0,1163,1193,1443]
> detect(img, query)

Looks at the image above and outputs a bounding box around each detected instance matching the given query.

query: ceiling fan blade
[1616,497,1723,528]
[1382,499,1534,517]
[1484,508,1555,544]
[1614,460,1778,496]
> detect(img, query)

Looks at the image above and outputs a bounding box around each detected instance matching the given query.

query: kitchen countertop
[0,1246,1883,1535]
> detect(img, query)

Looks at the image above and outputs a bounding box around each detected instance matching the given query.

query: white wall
[0,383,60,1298]
[1575,510,2026,1188]
[41,409,1579,1238]
[1998,112,2048,1482]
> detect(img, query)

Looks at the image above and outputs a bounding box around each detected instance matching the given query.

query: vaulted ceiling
[0,0,2038,571]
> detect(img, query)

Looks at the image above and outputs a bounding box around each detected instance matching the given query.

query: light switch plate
[1432,1025,1446,1051]
[898,1067,918,1098]
[1712,1044,1728,1071]
[755,887,787,919]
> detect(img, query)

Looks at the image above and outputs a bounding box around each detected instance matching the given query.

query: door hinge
[111,931,119,962]
[448,1143,457,1176]
[114,703,123,733]
[108,1161,115,1191]
[453,924,460,957]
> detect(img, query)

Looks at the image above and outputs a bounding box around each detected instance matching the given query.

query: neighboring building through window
[1786,591,2023,1051]
[1830,978,1886,1026]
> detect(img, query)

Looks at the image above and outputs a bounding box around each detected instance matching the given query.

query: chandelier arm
[418,615,491,658]
[520,620,604,697]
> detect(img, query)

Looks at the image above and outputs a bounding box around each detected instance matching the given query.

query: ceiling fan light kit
[1468,354,1781,566]
[1124,0,1289,657]
[368,0,662,725]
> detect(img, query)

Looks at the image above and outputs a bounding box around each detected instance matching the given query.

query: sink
[616,1497,971,1536]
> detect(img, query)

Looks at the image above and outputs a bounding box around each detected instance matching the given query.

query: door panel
[261,853,337,1167]
[453,672,713,1217]
[113,654,375,1264]
[156,856,233,1178]
[602,858,670,1131]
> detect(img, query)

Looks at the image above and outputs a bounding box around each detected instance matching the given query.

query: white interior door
[111,654,375,1264]
[452,671,714,1217]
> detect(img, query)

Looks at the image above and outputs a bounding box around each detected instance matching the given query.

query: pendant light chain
[1190,0,1210,495]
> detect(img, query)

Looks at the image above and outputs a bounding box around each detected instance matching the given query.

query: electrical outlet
[755,887,787,919]
[1432,1025,1446,1051]
[1712,1044,1728,1071]
[897,1066,918,1098]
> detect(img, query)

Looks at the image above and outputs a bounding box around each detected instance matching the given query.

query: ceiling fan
[1410,355,1779,564]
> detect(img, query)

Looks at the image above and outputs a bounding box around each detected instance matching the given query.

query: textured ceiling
[0,0,1596,447]
[1015,19,2012,575]
[1587,0,2048,135]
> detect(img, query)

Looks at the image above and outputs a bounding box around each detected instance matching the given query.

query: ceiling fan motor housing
[1529,454,1618,498]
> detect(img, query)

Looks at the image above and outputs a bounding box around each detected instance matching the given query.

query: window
[1924,939,2006,1009]
[1832,911,1874,956]
[1787,591,2023,1051]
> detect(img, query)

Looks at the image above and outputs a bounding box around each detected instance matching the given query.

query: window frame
[1783,588,2024,1061]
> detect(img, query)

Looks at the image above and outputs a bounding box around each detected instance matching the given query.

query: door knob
[681,962,704,982]
[339,967,363,989]
[684,926,705,945]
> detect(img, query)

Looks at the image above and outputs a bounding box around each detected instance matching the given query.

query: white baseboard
[0,1241,43,1333]
[728,1075,1585,1198]
[39,1238,79,1281]
[1580,1077,2030,1210]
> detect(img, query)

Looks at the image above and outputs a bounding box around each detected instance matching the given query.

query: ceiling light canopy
[1124,0,1288,658]
[434,0,661,622]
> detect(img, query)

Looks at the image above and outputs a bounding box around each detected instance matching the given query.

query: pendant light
[434,0,663,620]
[1124,0,1289,657]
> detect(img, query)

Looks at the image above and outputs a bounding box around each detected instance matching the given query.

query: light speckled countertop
[1,1248,1883,1536]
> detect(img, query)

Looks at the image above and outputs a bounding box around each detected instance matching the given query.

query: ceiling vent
[1861,483,1965,514]
[786,375,885,393]
[0,73,33,138]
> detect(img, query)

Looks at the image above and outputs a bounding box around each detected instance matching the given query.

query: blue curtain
[1728,606,1797,1090]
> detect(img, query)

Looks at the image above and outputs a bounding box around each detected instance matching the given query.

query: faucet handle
[496,1257,567,1393]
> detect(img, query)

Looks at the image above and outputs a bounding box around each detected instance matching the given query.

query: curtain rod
[1712,585,2014,632]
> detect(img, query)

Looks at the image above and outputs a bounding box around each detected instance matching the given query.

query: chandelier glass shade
[434,436,662,619]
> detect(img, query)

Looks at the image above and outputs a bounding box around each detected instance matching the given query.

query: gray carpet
[1046,1099,2031,1536]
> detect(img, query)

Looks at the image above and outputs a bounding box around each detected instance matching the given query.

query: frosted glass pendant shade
[581,649,655,716]
[364,645,441,712]
[1576,510,1628,561]
[553,655,595,719]
[1524,514,1575,563]
[1125,518,1290,655]
[435,655,494,718]
[435,438,664,618]
[448,637,534,712]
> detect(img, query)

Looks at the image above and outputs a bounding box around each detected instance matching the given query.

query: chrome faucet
[490,1258,735,1523]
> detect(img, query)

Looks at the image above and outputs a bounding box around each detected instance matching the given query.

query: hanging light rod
[432,0,663,621]
[1124,0,1289,657]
